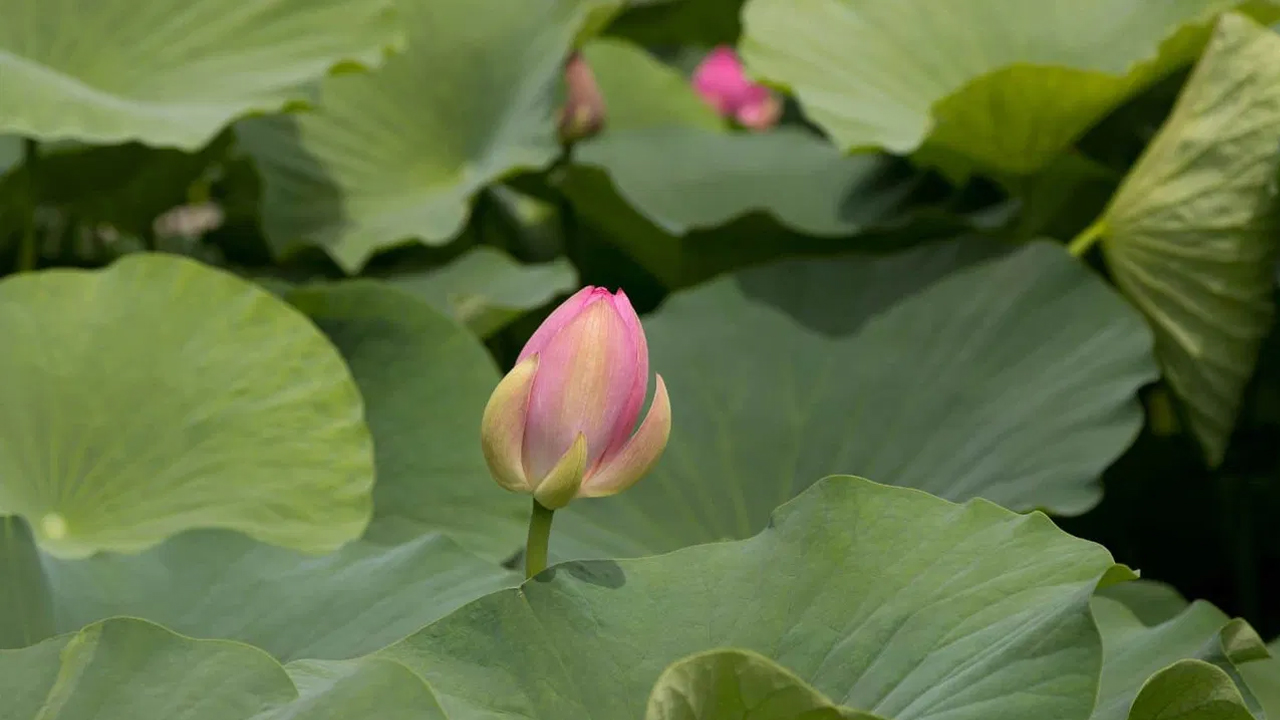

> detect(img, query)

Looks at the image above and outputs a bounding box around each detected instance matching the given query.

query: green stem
[1066,218,1106,258]
[525,499,555,579]
[18,138,38,272]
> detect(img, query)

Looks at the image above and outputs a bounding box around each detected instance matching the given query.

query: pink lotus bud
[480,286,671,509]
[691,45,782,132]
[558,52,607,143]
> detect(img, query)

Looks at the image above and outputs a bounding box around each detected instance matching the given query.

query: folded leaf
[1101,12,1280,465]
[1092,595,1267,720]
[1127,660,1255,720]
[646,649,883,720]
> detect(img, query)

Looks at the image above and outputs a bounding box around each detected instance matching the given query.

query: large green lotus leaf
[351,477,1125,719]
[645,649,883,720]
[739,0,1274,176]
[386,247,578,338]
[1091,596,1268,720]
[1100,13,1280,466]
[569,128,918,236]
[284,281,527,562]
[38,530,516,662]
[582,38,724,131]
[1127,660,1255,720]
[0,0,399,149]
[0,254,373,558]
[237,0,612,273]
[553,238,1157,560]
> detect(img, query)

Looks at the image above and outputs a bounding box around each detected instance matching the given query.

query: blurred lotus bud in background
[692,45,782,131]
[558,52,607,143]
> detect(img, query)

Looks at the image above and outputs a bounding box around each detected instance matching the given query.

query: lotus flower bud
[691,45,782,132]
[558,52,607,143]
[481,286,671,509]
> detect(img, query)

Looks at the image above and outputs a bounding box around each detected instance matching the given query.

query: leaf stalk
[525,499,554,579]
[1066,218,1107,258]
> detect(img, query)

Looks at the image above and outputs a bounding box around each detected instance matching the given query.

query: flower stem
[525,499,554,579]
[1066,218,1106,258]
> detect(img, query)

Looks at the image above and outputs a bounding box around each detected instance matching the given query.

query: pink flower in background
[691,45,782,131]
[558,52,607,142]
[480,286,671,509]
